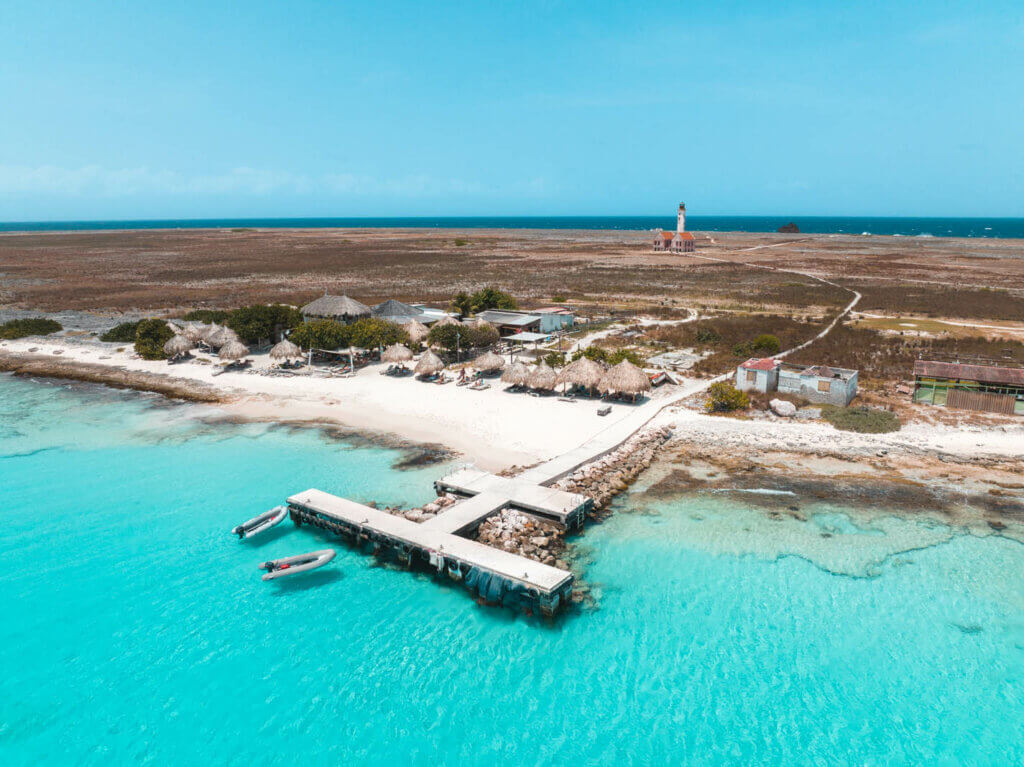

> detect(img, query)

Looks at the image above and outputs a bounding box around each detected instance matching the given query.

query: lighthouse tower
[677,202,687,233]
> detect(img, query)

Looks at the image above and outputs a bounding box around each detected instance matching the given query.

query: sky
[0,0,1022,220]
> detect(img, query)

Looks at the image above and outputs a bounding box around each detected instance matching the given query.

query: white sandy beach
[3,336,1022,471]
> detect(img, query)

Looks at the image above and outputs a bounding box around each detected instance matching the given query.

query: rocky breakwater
[373,492,461,522]
[555,426,673,515]
[475,508,569,569]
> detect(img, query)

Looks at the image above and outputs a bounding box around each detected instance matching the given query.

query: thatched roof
[467,317,496,332]
[473,351,505,372]
[382,343,414,363]
[403,319,429,344]
[600,360,651,394]
[433,315,460,328]
[414,349,445,376]
[372,299,423,324]
[218,340,250,361]
[528,362,557,390]
[163,334,194,356]
[501,361,530,385]
[207,325,239,349]
[182,323,206,342]
[269,339,301,359]
[556,356,605,388]
[301,294,371,319]
[201,323,223,343]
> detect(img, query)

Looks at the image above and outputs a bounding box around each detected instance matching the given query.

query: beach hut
[556,356,606,395]
[219,340,250,361]
[403,319,429,345]
[414,349,445,377]
[269,339,301,362]
[600,360,652,399]
[207,325,239,349]
[163,334,194,358]
[501,361,530,387]
[382,343,414,363]
[182,323,206,343]
[473,351,505,373]
[528,362,557,391]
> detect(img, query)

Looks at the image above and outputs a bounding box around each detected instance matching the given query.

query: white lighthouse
[677,202,687,233]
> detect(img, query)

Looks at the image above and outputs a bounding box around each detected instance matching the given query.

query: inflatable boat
[232,506,288,539]
[259,549,336,581]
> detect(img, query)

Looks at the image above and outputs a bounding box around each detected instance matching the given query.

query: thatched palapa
[182,323,206,343]
[163,334,194,357]
[433,315,460,328]
[528,362,557,390]
[269,339,301,360]
[207,325,239,349]
[300,293,371,321]
[382,343,414,363]
[556,356,606,390]
[218,340,250,361]
[402,319,429,344]
[501,361,530,386]
[473,351,504,372]
[600,360,651,395]
[414,349,445,376]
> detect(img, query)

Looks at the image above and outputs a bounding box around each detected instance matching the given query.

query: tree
[467,324,498,348]
[427,323,462,352]
[471,286,517,312]
[347,317,408,350]
[573,346,645,367]
[450,286,517,316]
[705,382,749,412]
[289,320,350,351]
[542,352,566,367]
[226,304,302,344]
[134,319,174,360]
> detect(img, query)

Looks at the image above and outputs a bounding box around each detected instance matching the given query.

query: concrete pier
[288,488,574,614]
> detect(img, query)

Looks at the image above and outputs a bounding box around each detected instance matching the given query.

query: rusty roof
[741,358,780,371]
[914,360,1024,387]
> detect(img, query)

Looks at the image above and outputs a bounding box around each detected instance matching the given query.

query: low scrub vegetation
[0,317,63,339]
[820,405,901,433]
[705,381,749,412]
[427,322,498,352]
[848,283,1024,322]
[182,309,231,323]
[134,319,174,360]
[290,317,409,351]
[573,346,646,367]
[100,321,141,342]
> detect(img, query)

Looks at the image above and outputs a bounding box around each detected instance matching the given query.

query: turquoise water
[1,375,1022,765]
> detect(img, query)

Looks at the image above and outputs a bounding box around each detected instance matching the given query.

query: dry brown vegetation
[2,229,1020,324]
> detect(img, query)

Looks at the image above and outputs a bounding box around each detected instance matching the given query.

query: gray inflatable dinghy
[259,549,336,581]
[232,505,288,539]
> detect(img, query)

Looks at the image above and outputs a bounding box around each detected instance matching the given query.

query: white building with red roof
[653,202,696,253]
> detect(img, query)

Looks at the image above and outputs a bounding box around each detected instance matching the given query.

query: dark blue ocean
[2,216,1023,238]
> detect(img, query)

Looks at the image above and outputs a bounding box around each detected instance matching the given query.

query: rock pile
[379,492,461,523]
[556,426,673,513]
[475,508,568,569]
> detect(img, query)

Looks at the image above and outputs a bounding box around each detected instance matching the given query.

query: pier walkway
[287,488,574,613]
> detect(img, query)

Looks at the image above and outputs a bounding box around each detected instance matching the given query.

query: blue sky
[0,0,1021,220]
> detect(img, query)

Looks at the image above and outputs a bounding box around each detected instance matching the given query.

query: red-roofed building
[653,202,696,253]
[736,358,781,392]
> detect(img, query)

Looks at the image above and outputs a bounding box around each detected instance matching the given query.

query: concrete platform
[287,489,573,607]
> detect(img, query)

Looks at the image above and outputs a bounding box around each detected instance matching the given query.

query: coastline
[4,337,1023,505]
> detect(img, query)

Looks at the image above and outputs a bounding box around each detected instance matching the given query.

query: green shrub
[346,317,408,350]
[542,352,566,367]
[100,321,140,343]
[751,334,781,354]
[426,322,496,352]
[225,304,302,344]
[0,317,63,339]
[695,327,721,345]
[183,309,231,323]
[289,319,350,351]
[574,346,646,367]
[453,238,469,247]
[133,319,174,360]
[820,405,901,434]
[705,381,749,412]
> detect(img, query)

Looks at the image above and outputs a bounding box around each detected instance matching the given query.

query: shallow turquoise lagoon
[1,375,1021,765]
